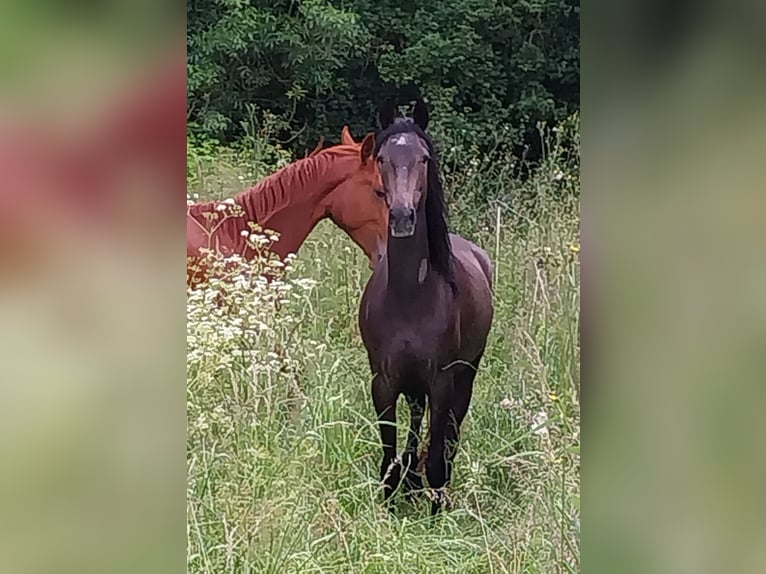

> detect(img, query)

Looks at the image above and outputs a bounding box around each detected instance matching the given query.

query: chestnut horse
[187,129,387,286]
[359,100,493,515]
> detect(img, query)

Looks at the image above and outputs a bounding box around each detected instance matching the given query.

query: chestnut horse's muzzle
[368,241,386,270]
[389,206,416,237]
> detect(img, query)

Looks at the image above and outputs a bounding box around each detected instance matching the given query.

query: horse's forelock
[375,119,432,155]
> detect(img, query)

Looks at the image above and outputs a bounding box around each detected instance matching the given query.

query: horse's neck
[234,153,352,255]
[257,203,323,260]
[386,203,431,295]
[237,154,346,221]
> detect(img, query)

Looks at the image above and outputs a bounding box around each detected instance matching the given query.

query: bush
[187,0,579,159]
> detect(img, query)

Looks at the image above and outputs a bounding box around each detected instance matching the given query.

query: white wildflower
[293,278,317,291]
[532,410,549,438]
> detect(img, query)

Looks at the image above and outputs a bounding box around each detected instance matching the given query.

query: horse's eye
[374,188,385,198]
[376,156,384,165]
[421,156,430,164]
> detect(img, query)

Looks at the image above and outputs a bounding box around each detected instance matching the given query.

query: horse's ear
[341,125,355,145]
[360,132,375,165]
[307,136,324,158]
[379,100,395,130]
[413,98,429,130]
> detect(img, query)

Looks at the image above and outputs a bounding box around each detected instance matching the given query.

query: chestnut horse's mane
[189,144,361,222]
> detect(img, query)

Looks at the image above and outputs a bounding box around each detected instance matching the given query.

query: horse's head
[375,99,431,238]
[325,128,388,269]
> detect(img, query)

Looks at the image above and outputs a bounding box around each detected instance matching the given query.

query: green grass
[187,142,580,573]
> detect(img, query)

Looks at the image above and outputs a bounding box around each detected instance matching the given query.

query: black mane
[376,120,455,285]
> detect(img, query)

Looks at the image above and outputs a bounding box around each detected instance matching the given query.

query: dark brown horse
[359,100,494,515]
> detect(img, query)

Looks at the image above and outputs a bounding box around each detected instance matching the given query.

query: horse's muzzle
[389,206,416,237]
[369,243,385,270]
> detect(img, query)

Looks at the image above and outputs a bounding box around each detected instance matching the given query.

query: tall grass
[187,121,580,574]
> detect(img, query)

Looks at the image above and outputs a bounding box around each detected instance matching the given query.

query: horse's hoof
[427,487,452,514]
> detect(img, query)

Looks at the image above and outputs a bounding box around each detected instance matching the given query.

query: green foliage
[187,0,579,157]
[188,0,369,145]
[187,112,293,197]
[187,125,222,190]
[441,111,580,238]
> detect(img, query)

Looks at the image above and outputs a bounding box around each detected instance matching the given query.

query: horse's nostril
[389,206,416,237]
[390,206,415,222]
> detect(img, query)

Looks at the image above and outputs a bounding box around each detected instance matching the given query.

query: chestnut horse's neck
[190,150,358,260]
[239,150,354,219]
[235,153,347,257]
[385,201,431,295]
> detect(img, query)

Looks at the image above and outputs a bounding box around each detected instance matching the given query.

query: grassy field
[187,133,580,573]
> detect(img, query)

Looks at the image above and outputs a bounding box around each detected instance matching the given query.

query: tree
[187,0,579,160]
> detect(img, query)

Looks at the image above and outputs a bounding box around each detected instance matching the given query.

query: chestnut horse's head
[324,127,388,269]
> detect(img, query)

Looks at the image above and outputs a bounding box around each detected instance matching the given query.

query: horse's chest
[376,314,452,372]
[360,281,457,374]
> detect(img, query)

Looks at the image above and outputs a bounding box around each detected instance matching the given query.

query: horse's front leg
[372,375,401,507]
[403,392,425,496]
[425,372,454,515]
[444,355,481,468]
